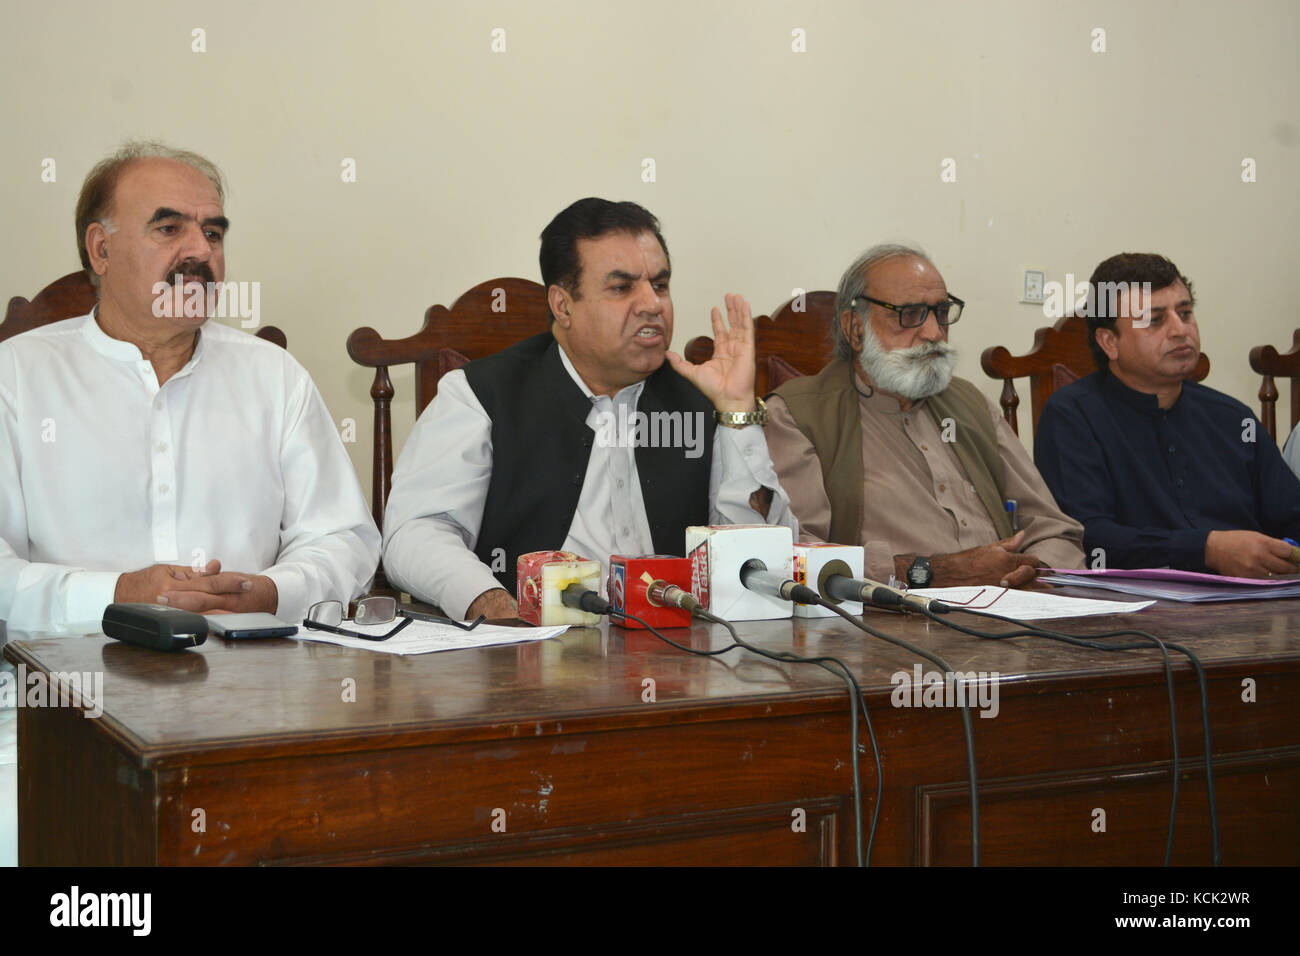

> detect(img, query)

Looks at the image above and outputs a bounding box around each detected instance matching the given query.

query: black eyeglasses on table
[304,597,486,641]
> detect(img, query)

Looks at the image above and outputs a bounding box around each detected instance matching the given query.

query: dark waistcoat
[773,358,1012,546]
[463,332,716,590]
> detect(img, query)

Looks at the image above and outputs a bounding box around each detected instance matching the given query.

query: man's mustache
[163,260,215,285]
[897,341,956,360]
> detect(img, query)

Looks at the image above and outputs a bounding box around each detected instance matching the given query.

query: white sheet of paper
[295,618,568,655]
[908,586,1155,620]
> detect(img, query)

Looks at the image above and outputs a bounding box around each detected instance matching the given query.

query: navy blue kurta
[1035,369,1300,570]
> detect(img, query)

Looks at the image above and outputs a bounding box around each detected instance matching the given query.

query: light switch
[1022,270,1045,304]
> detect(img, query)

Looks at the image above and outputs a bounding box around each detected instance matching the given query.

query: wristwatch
[715,396,769,429]
[906,556,933,589]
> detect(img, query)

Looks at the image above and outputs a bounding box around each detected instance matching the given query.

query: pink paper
[1048,567,1300,588]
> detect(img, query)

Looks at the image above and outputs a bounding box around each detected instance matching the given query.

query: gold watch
[714,396,769,429]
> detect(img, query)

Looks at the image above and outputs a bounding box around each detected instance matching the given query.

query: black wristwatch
[906,556,933,589]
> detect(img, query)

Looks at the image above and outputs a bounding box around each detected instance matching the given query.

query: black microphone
[561,583,616,616]
[646,579,700,613]
[816,561,950,614]
[739,559,821,605]
[816,559,898,607]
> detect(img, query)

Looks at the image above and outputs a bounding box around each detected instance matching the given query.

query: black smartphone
[204,613,298,639]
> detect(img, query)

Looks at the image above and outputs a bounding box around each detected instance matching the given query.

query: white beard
[857,323,958,400]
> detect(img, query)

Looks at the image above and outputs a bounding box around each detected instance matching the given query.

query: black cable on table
[810,596,982,866]
[603,606,877,866]
[923,603,1218,866]
[691,606,880,868]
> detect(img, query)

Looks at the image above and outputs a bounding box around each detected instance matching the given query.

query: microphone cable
[690,605,878,868]
[800,593,983,867]
[813,568,1185,865]
[726,567,982,865]
[562,583,877,866]
[917,602,1217,866]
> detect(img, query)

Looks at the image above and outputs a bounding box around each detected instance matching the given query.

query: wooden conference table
[5,593,1299,866]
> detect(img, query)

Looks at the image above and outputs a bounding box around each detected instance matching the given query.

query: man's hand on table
[1206,530,1299,579]
[465,587,523,624]
[897,531,1046,589]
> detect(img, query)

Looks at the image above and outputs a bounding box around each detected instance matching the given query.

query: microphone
[608,556,694,629]
[517,550,602,625]
[817,559,904,607]
[686,524,794,621]
[793,544,864,617]
[739,559,821,605]
[561,584,616,616]
[646,579,699,612]
[816,561,949,614]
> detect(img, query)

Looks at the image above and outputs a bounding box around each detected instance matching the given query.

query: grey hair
[76,140,226,292]
[831,242,934,359]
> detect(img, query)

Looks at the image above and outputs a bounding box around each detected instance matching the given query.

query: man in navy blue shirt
[1035,252,1300,577]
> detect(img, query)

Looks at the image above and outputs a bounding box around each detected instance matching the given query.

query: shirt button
[922,444,929,451]
[1167,445,1175,453]
[621,527,630,537]
[961,519,968,527]
[939,483,946,492]
[157,442,168,452]
[616,479,625,489]
[159,484,170,494]
[1176,479,1184,487]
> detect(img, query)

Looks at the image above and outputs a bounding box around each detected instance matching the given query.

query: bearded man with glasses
[765,243,1085,589]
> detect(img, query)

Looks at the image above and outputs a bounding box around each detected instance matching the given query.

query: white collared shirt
[0,312,381,634]
[383,344,797,619]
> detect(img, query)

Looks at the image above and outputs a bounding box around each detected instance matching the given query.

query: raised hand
[664,293,757,413]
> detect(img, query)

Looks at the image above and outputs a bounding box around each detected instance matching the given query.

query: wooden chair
[346,277,551,556]
[980,314,1211,437]
[1249,329,1300,443]
[2,270,287,348]
[684,291,837,396]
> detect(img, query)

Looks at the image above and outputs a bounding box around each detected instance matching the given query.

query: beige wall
[3,0,1297,502]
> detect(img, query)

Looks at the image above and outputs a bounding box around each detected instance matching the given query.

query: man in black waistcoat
[382,198,796,620]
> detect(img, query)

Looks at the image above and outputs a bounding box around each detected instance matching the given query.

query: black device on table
[102,603,209,651]
[205,613,299,639]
